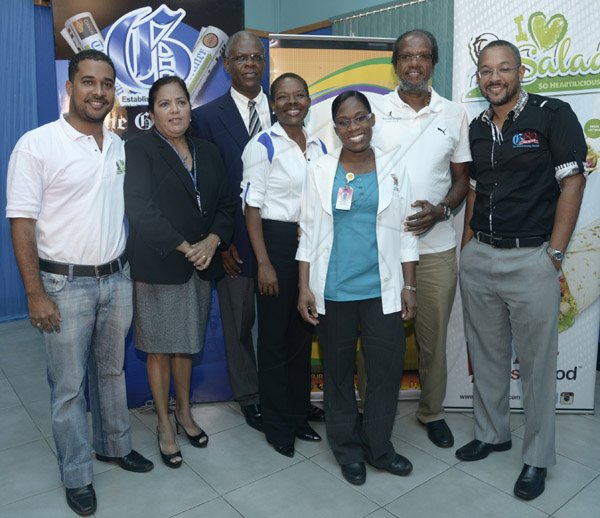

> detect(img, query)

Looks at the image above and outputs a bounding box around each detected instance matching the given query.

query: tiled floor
[0,318,598,518]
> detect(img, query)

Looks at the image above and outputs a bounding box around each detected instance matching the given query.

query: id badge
[336,186,353,210]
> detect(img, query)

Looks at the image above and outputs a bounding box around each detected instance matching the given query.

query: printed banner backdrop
[270,35,422,399]
[52,0,243,139]
[447,0,600,412]
[52,1,244,406]
[270,35,397,151]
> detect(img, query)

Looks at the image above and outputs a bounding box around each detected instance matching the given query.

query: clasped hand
[185,234,219,271]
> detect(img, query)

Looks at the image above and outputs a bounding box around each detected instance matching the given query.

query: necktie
[248,99,262,138]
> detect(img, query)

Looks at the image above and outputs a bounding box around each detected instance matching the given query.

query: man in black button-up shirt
[455,40,586,501]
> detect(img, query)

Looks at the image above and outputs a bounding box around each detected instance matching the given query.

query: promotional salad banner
[52,1,244,406]
[446,0,600,412]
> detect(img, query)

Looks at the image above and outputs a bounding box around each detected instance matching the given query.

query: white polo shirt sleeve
[6,135,45,220]
[240,132,271,212]
[451,107,473,164]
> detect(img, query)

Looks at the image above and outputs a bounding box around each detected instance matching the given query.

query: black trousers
[257,220,312,446]
[318,298,405,467]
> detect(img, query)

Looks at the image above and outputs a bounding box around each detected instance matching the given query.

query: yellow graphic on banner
[270,49,396,104]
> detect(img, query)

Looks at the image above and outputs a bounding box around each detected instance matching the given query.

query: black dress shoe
[271,443,295,457]
[295,424,322,442]
[384,454,413,476]
[341,462,366,485]
[241,404,263,432]
[308,404,325,422]
[514,464,547,500]
[455,439,512,461]
[423,419,454,448]
[95,449,154,472]
[65,484,96,516]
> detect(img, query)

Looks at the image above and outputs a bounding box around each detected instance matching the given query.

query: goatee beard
[398,79,429,94]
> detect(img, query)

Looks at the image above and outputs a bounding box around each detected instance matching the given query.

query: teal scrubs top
[324,162,381,301]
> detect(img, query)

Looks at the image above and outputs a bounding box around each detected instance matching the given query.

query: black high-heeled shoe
[156,427,183,469]
[174,414,209,448]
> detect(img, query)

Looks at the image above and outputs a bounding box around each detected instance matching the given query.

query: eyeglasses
[227,54,265,64]
[477,65,520,79]
[397,53,433,63]
[334,113,373,129]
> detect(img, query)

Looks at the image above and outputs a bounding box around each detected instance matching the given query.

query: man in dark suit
[191,31,271,430]
[192,31,325,430]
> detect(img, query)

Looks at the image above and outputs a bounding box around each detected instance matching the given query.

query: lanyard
[155,130,202,211]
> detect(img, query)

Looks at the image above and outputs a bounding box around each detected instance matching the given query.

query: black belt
[474,231,547,249]
[39,253,127,279]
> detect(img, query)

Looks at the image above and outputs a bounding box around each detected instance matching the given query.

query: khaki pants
[415,247,457,423]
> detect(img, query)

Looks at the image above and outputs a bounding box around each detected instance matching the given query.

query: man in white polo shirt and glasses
[372,30,472,449]
[6,49,152,516]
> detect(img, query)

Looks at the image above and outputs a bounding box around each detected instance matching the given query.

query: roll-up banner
[448,0,600,412]
[52,1,244,406]
[270,35,423,399]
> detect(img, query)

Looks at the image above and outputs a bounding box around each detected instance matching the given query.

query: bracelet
[402,285,417,292]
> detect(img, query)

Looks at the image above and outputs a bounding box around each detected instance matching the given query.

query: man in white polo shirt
[6,49,152,516]
[373,30,471,448]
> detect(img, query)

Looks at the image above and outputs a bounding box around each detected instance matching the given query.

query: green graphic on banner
[584,119,600,139]
[465,10,600,99]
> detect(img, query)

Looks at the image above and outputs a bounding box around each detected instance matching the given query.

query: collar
[59,113,112,143]
[390,86,443,114]
[482,89,529,124]
[230,86,267,106]
[267,121,320,147]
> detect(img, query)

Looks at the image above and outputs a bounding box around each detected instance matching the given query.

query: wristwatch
[439,202,451,220]
[547,246,565,263]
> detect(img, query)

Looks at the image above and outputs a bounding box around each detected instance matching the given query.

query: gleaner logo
[106,6,191,93]
[60,5,229,107]
[465,10,600,100]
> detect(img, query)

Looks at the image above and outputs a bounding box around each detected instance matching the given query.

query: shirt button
[383,277,390,282]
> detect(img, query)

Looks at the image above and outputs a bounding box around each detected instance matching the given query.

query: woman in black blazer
[124,76,234,468]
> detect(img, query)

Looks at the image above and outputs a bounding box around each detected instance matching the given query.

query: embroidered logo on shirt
[116,159,126,174]
[512,130,540,148]
[382,110,403,122]
[437,127,447,135]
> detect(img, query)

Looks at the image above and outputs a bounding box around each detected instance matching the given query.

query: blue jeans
[41,264,133,488]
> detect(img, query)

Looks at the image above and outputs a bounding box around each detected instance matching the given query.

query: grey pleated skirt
[133,273,211,354]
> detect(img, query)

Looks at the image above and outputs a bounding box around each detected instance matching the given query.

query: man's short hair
[478,39,522,67]
[68,49,116,82]
[224,30,264,59]
[392,29,439,67]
